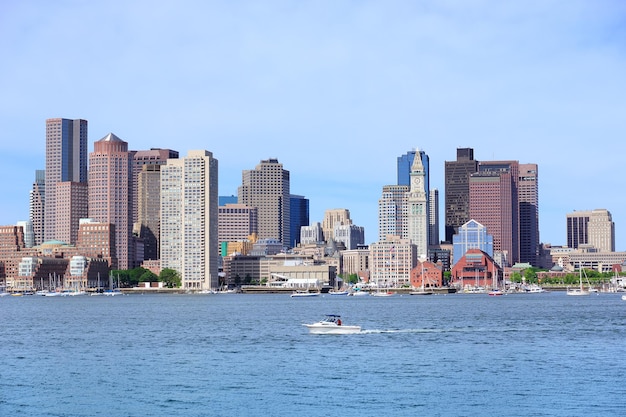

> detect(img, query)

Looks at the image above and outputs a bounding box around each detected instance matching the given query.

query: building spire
[411,148,424,173]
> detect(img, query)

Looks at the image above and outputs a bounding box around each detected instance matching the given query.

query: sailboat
[567,264,590,296]
[488,269,503,296]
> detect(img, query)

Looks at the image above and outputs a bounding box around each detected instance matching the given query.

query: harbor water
[1,291,625,416]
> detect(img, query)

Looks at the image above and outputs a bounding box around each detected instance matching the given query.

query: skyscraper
[290,195,309,247]
[429,188,440,245]
[567,209,614,252]
[518,164,540,265]
[378,185,409,240]
[29,169,45,246]
[444,148,479,243]
[44,118,88,242]
[407,149,428,260]
[137,164,162,260]
[161,150,219,290]
[131,148,179,225]
[55,181,88,245]
[398,149,430,192]
[469,161,519,266]
[88,133,133,270]
[238,158,290,246]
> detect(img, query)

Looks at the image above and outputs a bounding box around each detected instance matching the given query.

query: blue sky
[1,0,625,249]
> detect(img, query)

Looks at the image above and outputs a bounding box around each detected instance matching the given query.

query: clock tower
[408,148,428,260]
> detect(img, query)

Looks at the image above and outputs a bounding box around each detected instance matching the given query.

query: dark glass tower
[444,148,478,243]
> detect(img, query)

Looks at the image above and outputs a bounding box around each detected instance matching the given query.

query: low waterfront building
[410,260,444,289]
[450,249,502,290]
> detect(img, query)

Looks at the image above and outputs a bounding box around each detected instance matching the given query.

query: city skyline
[1,1,625,249]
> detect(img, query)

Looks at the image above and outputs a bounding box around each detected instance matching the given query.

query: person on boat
[337,318,342,326]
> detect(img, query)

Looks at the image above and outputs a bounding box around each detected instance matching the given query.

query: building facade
[567,209,614,252]
[334,224,365,251]
[44,118,88,242]
[444,147,479,243]
[131,148,179,224]
[218,204,258,244]
[29,169,45,247]
[429,188,440,246]
[289,194,309,248]
[136,164,162,261]
[518,163,540,265]
[469,161,519,266]
[378,185,409,241]
[300,222,324,245]
[322,209,352,243]
[160,150,219,290]
[369,236,417,288]
[452,219,494,266]
[88,133,133,270]
[55,181,88,245]
[238,158,290,246]
[407,149,428,260]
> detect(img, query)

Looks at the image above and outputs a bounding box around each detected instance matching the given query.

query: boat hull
[303,323,361,334]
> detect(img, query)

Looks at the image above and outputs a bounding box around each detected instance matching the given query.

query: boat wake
[360,327,532,334]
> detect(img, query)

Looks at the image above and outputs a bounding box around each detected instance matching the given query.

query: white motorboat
[328,290,349,296]
[303,315,361,334]
[371,290,396,297]
[290,290,320,298]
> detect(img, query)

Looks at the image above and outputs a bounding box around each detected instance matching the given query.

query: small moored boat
[303,314,361,334]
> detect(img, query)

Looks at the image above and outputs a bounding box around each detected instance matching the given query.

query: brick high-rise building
[469,161,519,266]
[88,133,133,270]
[55,181,88,245]
[44,118,88,242]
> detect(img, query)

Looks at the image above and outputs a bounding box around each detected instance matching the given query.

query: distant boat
[348,290,369,297]
[290,290,320,298]
[328,290,349,296]
[622,295,626,301]
[567,264,590,296]
[371,290,395,297]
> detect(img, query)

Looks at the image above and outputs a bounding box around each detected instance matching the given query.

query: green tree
[160,268,181,288]
[524,268,538,284]
[510,272,522,283]
[139,270,158,282]
[110,270,133,287]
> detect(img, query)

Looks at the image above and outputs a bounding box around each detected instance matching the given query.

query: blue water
[1,292,625,417]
